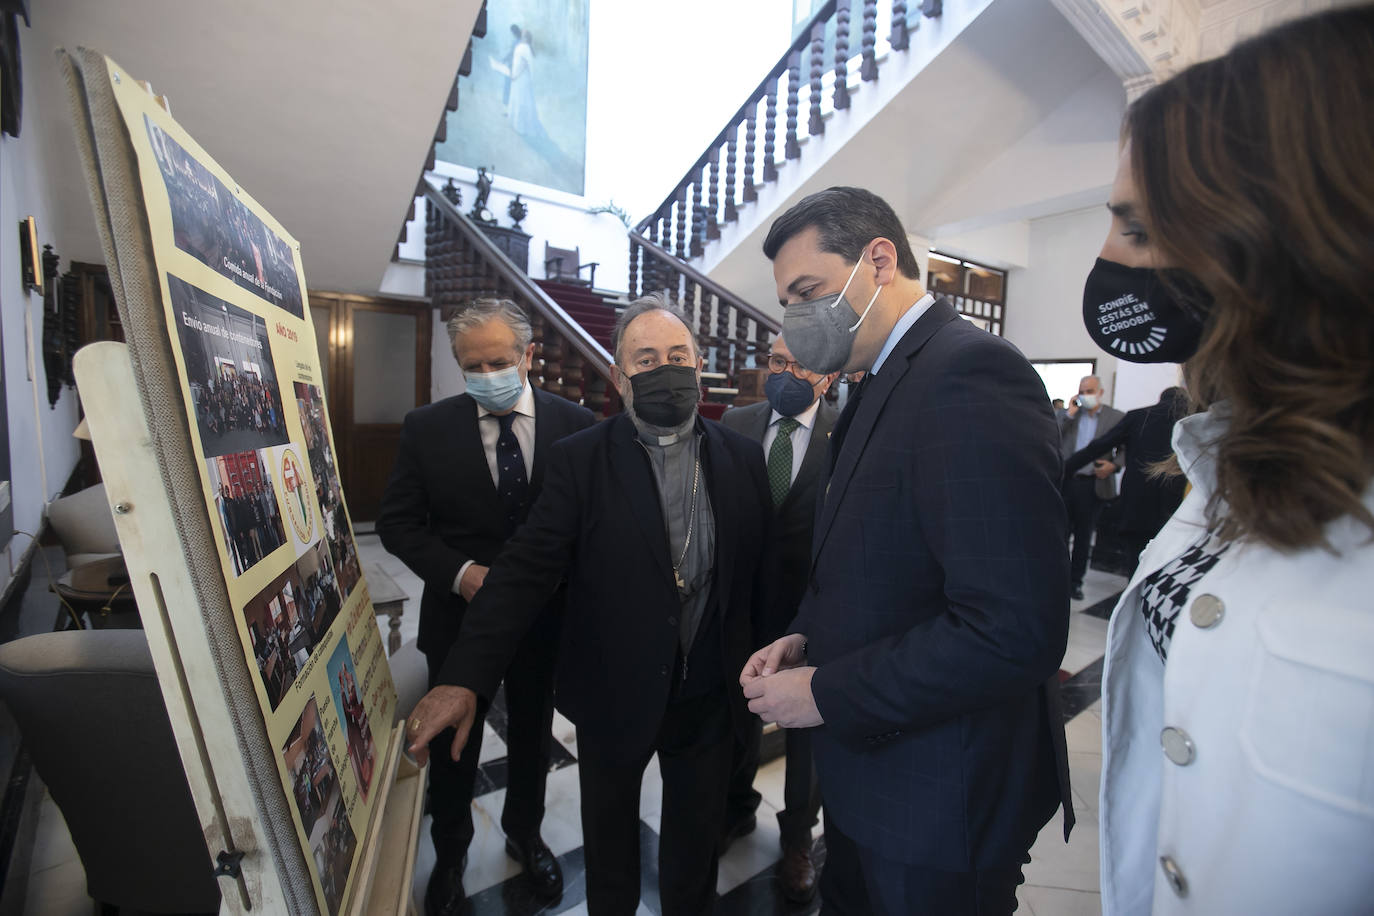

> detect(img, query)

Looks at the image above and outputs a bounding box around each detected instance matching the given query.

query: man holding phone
[1058,375,1124,599]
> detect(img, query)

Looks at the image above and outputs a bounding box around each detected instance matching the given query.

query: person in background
[377,299,594,914]
[1058,375,1125,599]
[719,334,837,903]
[1051,397,1065,413]
[1064,386,1188,576]
[1084,8,1374,912]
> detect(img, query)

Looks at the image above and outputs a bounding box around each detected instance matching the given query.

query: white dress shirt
[454,380,536,593]
[870,293,936,375]
[761,397,822,485]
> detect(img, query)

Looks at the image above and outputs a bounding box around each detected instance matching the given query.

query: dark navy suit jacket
[795,298,1074,870]
[721,398,838,641]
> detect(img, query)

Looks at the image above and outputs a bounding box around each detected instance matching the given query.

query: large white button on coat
[1161,726,1196,766]
[1189,593,1225,629]
[1160,856,1189,897]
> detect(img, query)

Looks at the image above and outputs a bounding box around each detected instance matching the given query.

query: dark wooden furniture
[543,243,598,288]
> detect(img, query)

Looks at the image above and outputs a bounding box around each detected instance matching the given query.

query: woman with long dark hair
[1083,7,1374,913]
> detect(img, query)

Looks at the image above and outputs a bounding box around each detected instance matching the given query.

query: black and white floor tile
[18,535,1123,916]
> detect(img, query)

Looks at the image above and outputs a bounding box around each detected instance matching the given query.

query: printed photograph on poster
[242,540,344,709]
[207,449,287,576]
[145,116,304,317]
[326,639,376,802]
[313,793,357,916]
[282,697,354,915]
[295,382,361,602]
[169,274,289,458]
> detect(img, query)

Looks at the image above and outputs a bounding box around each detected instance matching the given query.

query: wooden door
[308,292,431,524]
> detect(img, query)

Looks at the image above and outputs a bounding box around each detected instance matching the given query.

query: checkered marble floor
[19,538,1121,916]
[354,534,1123,916]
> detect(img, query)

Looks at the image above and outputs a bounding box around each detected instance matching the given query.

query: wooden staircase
[534,280,617,353]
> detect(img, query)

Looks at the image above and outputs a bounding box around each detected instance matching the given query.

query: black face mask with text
[628,364,700,427]
[1081,258,1210,363]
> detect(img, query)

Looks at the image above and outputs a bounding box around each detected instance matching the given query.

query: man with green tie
[720,334,838,902]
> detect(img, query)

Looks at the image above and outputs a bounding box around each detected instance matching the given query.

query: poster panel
[104,59,396,915]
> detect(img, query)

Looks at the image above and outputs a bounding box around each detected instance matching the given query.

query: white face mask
[1077,393,1100,410]
[464,356,525,412]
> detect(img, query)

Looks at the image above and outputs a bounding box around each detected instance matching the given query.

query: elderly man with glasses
[718,334,838,903]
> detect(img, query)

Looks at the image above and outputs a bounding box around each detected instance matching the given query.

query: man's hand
[740,633,807,685]
[458,564,489,602]
[1065,400,1080,418]
[742,667,823,728]
[1093,459,1117,479]
[405,685,479,765]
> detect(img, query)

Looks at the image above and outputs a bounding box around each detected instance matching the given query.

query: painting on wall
[436,0,590,195]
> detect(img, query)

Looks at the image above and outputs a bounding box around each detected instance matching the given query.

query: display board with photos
[104,60,396,916]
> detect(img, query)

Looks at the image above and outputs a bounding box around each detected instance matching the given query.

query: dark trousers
[819,812,1026,916]
[1063,475,1103,588]
[423,608,558,863]
[577,687,734,916]
[726,718,821,847]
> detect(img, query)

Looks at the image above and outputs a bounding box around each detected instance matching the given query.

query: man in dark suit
[406,295,772,916]
[1065,386,1188,576]
[1058,375,1125,599]
[719,334,836,903]
[743,187,1073,915]
[376,298,595,915]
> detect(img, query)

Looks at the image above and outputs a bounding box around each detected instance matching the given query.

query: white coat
[1099,406,1374,914]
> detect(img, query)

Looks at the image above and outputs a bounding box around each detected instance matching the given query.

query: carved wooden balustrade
[633,0,942,262]
[628,232,780,395]
[425,183,620,417]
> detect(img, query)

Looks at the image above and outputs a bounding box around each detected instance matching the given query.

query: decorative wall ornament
[40,245,77,408]
[470,166,496,224]
[506,194,527,230]
[441,177,462,207]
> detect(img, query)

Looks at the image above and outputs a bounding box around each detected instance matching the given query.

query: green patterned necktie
[767,417,801,506]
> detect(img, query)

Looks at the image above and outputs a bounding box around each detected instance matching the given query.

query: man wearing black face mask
[719,334,837,902]
[404,294,772,916]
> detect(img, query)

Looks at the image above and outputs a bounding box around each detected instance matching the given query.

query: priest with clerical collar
[406,294,772,916]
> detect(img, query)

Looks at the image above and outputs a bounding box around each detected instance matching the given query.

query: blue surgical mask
[781,250,883,375]
[464,357,525,412]
[764,370,818,417]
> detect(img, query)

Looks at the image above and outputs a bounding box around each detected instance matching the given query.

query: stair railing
[628,231,780,393]
[633,0,942,262]
[424,182,621,417]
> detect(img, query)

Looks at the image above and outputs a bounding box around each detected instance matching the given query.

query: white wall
[431,312,464,404]
[1003,205,1120,401]
[0,36,85,590]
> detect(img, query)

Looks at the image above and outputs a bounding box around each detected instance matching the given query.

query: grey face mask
[780,251,882,375]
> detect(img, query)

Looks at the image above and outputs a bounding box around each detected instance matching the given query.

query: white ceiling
[23,0,481,294]
[701,0,1123,318]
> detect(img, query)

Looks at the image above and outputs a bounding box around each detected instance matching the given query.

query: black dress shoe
[505,833,564,899]
[425,855,469,916]
[1071,586,1085,600]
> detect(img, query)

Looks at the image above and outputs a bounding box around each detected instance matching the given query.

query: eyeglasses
[767,355,810,376]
